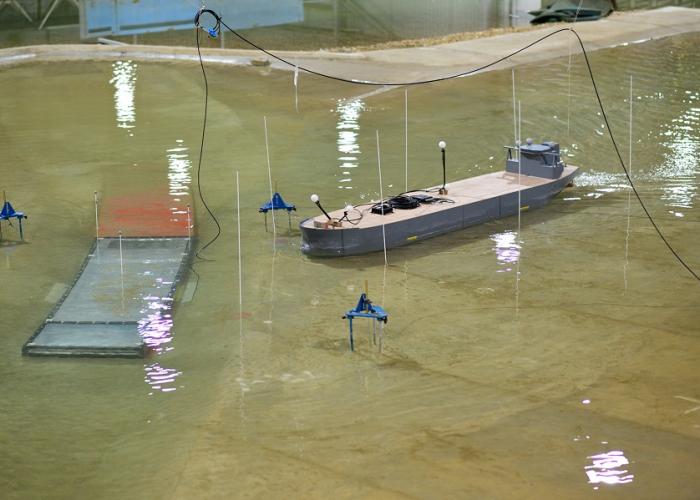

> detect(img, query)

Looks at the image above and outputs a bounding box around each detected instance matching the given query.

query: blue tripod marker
[343,292,388,352]
[259,192,296,232]
[0,192,27,241]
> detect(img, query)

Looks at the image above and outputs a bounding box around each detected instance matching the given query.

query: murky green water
[1,33,699,499]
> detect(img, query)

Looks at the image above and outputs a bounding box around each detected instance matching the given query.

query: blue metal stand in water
[343,292,388,352]
[259,192,296,232]
[0,193,27,241]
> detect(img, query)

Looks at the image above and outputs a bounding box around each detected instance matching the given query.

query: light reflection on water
[138,294,174,353]
[109,60,137,132]
[136,141,193,395]
[139,286,179,395]
[144,363,183,395]
[167,139,192,200]
[336,98,365,190]
[658,102,699,210]
[559,83,699,216]
[490,231,521,272]
[575,170,627,189]
[584,450,635,488]
[167,139,193,231]
[574,434,635,489]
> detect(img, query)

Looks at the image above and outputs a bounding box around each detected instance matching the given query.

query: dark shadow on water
[0,239,29,248]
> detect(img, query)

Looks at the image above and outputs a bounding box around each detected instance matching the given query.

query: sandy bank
[1,7,698,84]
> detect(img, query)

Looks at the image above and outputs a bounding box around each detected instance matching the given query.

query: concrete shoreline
[1,7,698,83]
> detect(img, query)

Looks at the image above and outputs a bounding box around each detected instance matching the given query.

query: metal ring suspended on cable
[194,7,221,38]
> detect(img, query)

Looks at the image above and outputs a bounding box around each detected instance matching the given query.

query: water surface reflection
[490,231,521,272]
[167,140,192,200]
[584,450,635,488]
[336,98,365,190]
[109,60,137,133]
[144,362,183,395]
[138,294,174,353]
[659,100,699,212]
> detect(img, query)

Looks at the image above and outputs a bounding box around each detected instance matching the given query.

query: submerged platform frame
[23,236,192,358]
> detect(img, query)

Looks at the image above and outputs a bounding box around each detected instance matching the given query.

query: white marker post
[512,69,517,148]
[186,204,192,240]
[236,171,243,313]
[376,130,388,267]
[294,65,299,113]
[624,75,633,292]
[405,89,408,192]
[118,229,125,311]
[118,230,124,276]
[515,101,522,318]
[94,191,99,239]
[263,116,276,242]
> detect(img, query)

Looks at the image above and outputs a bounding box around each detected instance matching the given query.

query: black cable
[186,261,200,299]
[569,29,699,281]
[194,24,222,260]
[221,19,573,86]
[200,8,698,280]
[337,208,364,225]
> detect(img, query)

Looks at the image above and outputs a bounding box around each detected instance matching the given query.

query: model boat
[300,139,579,257]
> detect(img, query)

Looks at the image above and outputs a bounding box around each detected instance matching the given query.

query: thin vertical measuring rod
[624,75,633,293]
[515,101,522,318]
[263,116,276,242]
[236,170,247,424]
[566,1,584,138]
[236,171,243,313]
[517,101,522,231]
[186,204,192,240]
[0,191,4,241]
[566,43,572,138]
[118,230,124,276]
[94,191,99,239]
[118,230,125,312]
[267,245,277,327]
[376,130,388,267]
[405,89,409,192]
[294,65,299,113]
[381,262,387,308]
[512,69,517,146]
[629,76,633,183]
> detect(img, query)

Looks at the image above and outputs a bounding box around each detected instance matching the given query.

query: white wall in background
[80,0,303,38]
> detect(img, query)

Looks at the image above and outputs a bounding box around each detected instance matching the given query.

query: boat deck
[302,165,578,230]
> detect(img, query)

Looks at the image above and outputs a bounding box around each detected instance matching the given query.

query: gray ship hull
[301,167,578,257]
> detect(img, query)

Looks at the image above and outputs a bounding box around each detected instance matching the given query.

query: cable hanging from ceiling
[193,7,699,282]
